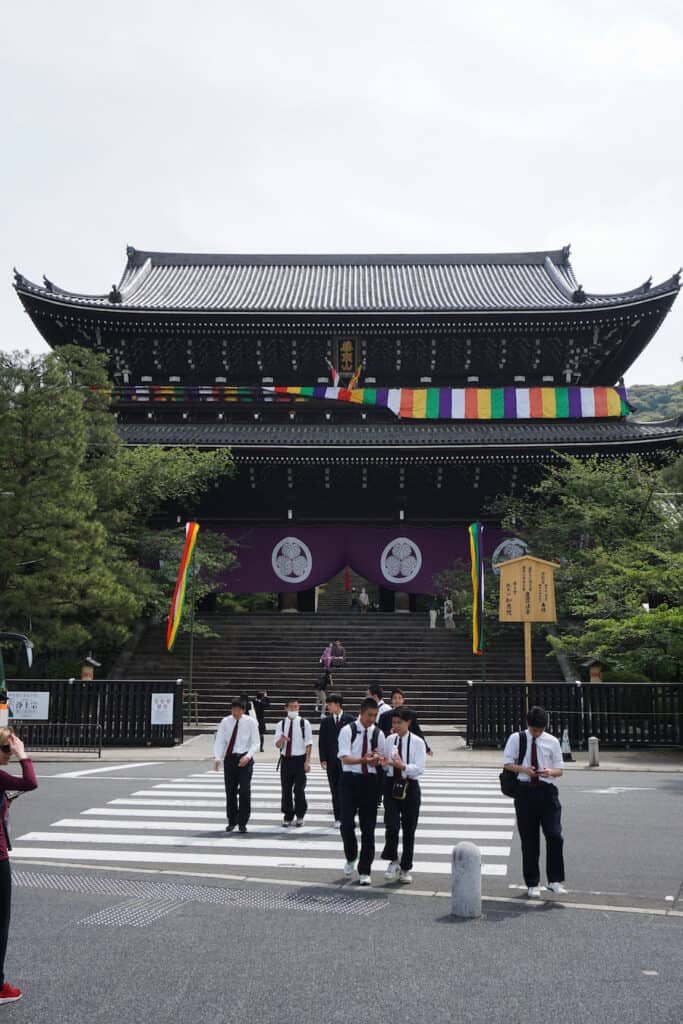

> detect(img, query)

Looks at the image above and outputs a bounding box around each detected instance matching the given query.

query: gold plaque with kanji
[496,555,559,623]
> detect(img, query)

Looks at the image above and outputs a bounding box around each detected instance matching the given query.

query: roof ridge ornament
[108,284,122,304]
[572,285,586,304]
[561,244,571,264]
[43,275,54,292]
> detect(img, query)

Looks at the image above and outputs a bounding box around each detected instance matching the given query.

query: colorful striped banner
[468,523,485,656]
[166,521,200,653]
[99,385,632,420]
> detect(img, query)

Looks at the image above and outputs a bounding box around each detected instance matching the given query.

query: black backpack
[280,717,307,740]
[349,722,380,751]
[499,731,527,797]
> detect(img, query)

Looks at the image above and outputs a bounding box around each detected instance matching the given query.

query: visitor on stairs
[381,708,426,885]
[349,588,360,614]
[428,596,439,628]
[330,639,346,667]
[358,587,370,614]
[0,730,38,1005]
[503,705,567,899]
[214,698,260,834]
[338,698,386,886]
[274,699,313,827]
[378,689,433,757]
[315,647,334,712]
[443,596,455,629]
[252,690,270,752]
[318,693,355,827]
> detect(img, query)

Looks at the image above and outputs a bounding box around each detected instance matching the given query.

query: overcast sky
[1,0,681,384]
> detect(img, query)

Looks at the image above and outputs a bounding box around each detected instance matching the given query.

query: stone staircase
[123,612,565,734]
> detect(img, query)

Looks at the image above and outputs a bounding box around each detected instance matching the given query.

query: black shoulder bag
[499,731,527,797]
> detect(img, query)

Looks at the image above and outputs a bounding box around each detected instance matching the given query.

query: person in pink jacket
[0,730,38,1004]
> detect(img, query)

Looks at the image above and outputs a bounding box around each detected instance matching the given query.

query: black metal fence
[467,681,683,749]
[12,722,102,756]
[6,679,184,747]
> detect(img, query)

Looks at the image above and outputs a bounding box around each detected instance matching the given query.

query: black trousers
[514,782,565,886]
[381,778,421,872]
[224,754,253,828]
[280,755,307,822]
[325,760,343,821]
[0,859,11,987]
[340,772,379,875]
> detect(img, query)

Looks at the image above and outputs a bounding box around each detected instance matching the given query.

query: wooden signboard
[496,555,559,682]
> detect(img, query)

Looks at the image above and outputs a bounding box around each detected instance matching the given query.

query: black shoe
[238,826,248,834]
[226,824,236,833]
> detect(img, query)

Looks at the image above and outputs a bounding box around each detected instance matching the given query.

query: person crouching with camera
[0,730,38,1004]
[381,707,426,885]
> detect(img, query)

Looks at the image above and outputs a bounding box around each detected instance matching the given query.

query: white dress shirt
[502,729,563,784]
[376,700,391,720]
[274,715,313,757]
[214,715,260,761]
[338,719,386,773]
[384,731,426,780]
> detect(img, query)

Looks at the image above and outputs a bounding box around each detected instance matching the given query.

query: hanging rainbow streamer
[99,385,632,419]
[166,521,200,653]
[469,522,485,656]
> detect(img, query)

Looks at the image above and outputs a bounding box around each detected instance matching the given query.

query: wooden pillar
[524,621,533,683]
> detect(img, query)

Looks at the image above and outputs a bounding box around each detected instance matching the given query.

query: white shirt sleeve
[404,736,426,779]
[375,728,386,759]
[245,719,260,760]
[502,732,521,765]
[273,720,284,747]
[548,736,564,771]
[338,724,352,761]
[213,719,229,761]
[303,720,313,748]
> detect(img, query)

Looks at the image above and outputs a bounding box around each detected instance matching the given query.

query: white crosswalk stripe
[12,766,515,880]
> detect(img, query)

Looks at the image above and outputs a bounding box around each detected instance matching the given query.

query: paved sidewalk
[25,730,683,771]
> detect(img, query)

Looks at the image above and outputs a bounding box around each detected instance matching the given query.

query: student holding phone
[0,729,38,1004]
[381,707,426,884]
[503,705,566,898]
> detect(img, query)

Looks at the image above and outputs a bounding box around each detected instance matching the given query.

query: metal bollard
[588,735,600,767]
[451,841,482,918]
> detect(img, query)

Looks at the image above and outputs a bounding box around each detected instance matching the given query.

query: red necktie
[286,721,294,758]
[394,737,402,778]
[361,729,368,775]
[226,721,238,757]
[531,736,540,785]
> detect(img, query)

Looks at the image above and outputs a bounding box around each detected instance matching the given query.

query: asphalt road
[1,760,680,1023]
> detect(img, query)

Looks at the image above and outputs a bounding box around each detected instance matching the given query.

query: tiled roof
[14,247,680,314]
[117,417,682,451]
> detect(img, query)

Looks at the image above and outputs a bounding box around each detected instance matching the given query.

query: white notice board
[151,693,174,726]
[7,691,50,721]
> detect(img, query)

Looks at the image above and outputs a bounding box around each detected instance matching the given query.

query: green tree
[0,348,235,666]
[494,454,683,680]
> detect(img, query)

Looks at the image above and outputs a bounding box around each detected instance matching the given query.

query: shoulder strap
[370,725,379,751]
[300,718,306,739]
[517,730,527,765]
[350,722,358,741]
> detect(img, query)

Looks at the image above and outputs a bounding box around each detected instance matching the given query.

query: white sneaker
[282,820,291,828]
[384,861,400,881]
[295,819,304,828]
[398,870,413,884]
[546,882,568,894]
[343,861,356,878]
[527,886,542,898]
[358,875,371,886]
[334,820,341,828]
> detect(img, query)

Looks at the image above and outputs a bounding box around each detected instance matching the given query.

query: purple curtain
[216,525,505,593]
